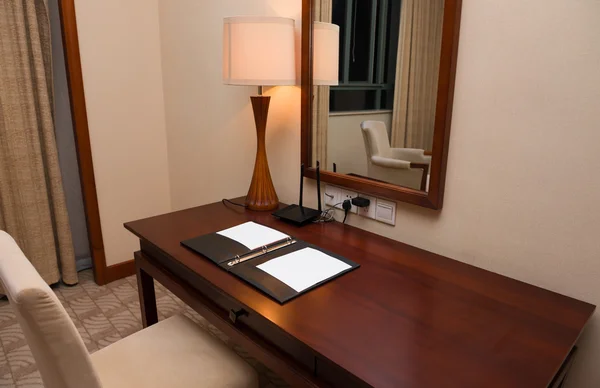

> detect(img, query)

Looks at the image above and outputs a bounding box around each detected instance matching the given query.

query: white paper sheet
[257,248,351,293]
[216,221,289,250]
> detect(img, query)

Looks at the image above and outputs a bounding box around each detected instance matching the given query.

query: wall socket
[324,185,396,225]
[356,194,376,219]
[324,185,340,207]
[340,190,358,213]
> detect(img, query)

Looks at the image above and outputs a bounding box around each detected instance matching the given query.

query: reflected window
[330,0,401,112]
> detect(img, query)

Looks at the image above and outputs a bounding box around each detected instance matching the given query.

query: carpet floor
[0,269,288,387]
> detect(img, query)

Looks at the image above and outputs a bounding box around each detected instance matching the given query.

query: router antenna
[316,161,322,212]
[299,163,304,208]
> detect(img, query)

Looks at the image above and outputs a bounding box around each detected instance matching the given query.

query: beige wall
[75,0,172,265]
[158,0,302,210]
[327,111,392,175]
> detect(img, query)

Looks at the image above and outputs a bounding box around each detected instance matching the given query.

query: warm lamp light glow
[314,22,340,86]
[223,16,296,86]
[222,15,296,211]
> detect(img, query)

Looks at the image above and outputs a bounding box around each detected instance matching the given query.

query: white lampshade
[223,16,296,86]
[313,22,340,86]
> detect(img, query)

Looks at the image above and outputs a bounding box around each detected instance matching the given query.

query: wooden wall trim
[105,260,136,284]
[58,0,109,285]
[300,0,314,168]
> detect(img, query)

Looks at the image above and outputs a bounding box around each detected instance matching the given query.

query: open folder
[181,222,359,304]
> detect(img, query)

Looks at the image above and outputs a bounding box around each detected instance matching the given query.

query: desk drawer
[138,244,320,387]
[186,275,316,373]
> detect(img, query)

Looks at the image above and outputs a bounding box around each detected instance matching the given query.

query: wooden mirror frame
[301,0,463,209]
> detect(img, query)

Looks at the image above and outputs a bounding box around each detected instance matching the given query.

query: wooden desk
[125,200,594,388]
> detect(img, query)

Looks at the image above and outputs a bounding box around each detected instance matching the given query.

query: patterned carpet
[0,270,288,387]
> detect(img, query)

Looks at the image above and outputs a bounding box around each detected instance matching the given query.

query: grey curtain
[0,0,78,285]
[390,0,445,150]
[48,0,92,271]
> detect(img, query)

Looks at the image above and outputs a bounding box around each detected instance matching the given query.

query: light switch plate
[324,185,340,207]
[375,199,396,225]
[340,189,358,213]
[357,194,377,219]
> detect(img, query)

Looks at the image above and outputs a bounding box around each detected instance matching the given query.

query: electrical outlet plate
[324,185,340,207]
[325,186,394,224]
[357,194,377,219]
[375,198,396,225]
[340,189,358,213]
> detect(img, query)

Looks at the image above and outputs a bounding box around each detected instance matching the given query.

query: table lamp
[313,22,340,86]
[223,16,296,211]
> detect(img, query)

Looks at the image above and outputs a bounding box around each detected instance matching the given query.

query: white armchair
[0,231,259,388]
[360,120,431,190]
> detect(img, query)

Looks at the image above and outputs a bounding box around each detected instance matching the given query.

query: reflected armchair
[360,121,431,190]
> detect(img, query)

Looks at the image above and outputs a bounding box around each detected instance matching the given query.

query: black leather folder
[181,223,359,304]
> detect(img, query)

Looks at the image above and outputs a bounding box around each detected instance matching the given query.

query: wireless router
[272,162,322,226]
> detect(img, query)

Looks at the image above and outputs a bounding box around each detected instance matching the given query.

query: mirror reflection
[312,0,445,191]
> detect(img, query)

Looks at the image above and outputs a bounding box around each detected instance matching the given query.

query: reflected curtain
[311,0,332,167]
[390,0,444,150]
[0,0,78,286]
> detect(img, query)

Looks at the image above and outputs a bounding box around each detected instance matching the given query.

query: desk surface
[125,200,594,387]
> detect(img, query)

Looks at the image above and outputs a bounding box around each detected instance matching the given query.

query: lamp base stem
[245,95,279,211]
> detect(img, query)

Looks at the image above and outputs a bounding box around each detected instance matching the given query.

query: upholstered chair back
[0,231,102,388]
[361,120,392,159]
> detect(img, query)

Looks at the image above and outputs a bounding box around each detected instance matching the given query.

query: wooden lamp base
[245,95,279,211]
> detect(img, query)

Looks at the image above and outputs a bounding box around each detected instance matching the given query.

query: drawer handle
[229,308,248,323]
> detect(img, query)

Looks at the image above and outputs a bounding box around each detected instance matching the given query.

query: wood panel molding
[58,0,109,284]
[105,260,136,284]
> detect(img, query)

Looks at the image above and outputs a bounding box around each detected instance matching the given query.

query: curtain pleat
[0,0,78,286]
[390,0,444,150]
[311,0,332,168]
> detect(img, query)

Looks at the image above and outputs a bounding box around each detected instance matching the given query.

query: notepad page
[257,248,351,293]
[216,222,289,250]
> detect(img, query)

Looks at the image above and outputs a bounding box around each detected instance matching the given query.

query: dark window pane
[384,0,401,84]
[348,0,373,82]
[332,0,347,82]
[330,90,377,112]
[381,89,395,110]
[330,0,398,112]
[373,0,383,82]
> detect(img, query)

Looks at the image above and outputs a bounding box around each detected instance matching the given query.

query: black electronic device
[272,162,322,225]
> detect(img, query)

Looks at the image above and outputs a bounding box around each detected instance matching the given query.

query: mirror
[302,0,462,209]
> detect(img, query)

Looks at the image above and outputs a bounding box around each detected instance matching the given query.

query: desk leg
[136,256,158,327]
